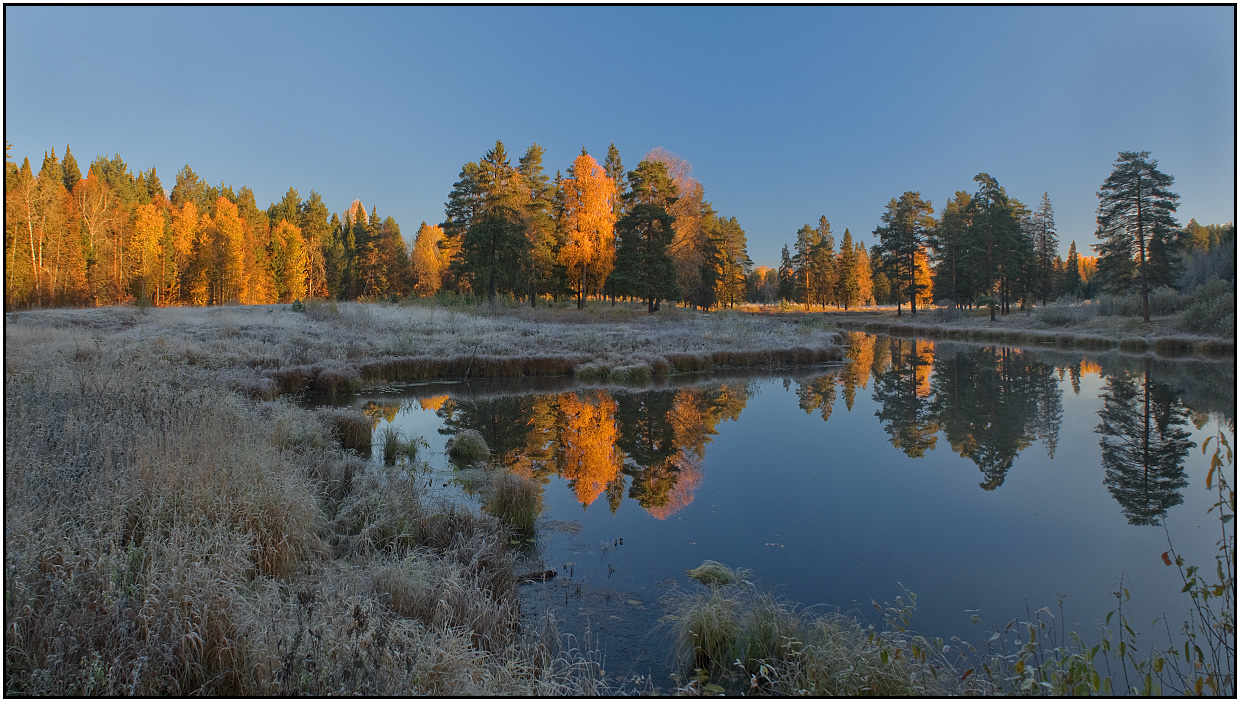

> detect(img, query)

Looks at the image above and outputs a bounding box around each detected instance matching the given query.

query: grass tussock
[485,472,542,537]
[686,560,752,587]
[316,407,374,455]
[446,429,491,464]
[378,425,423,466]
[663,570,969,696]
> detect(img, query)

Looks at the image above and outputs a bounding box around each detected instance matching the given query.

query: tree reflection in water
[929,345,1062,490]
[872,338,939,458]
[412,334,1214,527]
[433,383,749,517]
[1096,359,1194,526]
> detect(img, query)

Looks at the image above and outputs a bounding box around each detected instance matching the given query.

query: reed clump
[486,472,542,537]
[379,425,422,465]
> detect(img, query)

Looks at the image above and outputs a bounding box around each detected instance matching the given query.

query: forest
[3,141,751,312]
[5,143,1233,321]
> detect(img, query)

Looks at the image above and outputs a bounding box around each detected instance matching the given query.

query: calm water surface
[340,333,1234,688]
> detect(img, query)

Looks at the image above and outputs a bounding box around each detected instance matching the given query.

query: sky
[6,6,1234,268]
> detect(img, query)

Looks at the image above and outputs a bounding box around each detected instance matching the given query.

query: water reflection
[872,338,939,458]
[416,384,749,517]
[361,332,1226,527]
[1097,359,1194,525]
[930,345,1062,490]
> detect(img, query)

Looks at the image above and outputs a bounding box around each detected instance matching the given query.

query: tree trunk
[1136,176,1150,322]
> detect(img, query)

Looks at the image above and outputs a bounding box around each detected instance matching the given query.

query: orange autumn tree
[270,219,307,302]
[558,152,615,309]
[130,202,166,304]
[559,391,623,507]
[410,222,448,296]
[210,197,248,304]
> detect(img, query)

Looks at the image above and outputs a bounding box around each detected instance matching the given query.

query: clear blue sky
[6,6,1234,268]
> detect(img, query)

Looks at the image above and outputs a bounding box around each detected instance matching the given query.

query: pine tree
[791,224,818,307]
[1092,151,1180,321]
[299,192,332,298]
[610,159,680,313]
[604,142,625,219]
[710,214,750,309]
[812,216,837,308]
[929,191,972,307]
[964,174,1023,320]
[458,204,530,305]
[874,191,934,315]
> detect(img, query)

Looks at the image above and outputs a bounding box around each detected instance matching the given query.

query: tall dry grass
[3,312,612,695]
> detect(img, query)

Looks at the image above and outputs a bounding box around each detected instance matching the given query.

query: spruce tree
[61,145,81,192]
[1032,192,1058,305]
[1061,240,1082,297]
[836,229,859,309]
[1092,151,1180,321]
[518,144,558,305]
[777,244,795,302]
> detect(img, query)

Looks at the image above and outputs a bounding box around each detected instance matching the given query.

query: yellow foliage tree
[558,153,615,309]
[271,219,308,302]
[211,197,248,304]
[411,222,448,296]
[130,203,166,304]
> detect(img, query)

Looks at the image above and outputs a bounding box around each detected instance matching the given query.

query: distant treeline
[6,144,1231,313]
[774,152,1234,318]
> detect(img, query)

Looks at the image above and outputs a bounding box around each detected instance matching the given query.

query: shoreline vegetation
[5,300,1233,695]
[804,304,1234,358]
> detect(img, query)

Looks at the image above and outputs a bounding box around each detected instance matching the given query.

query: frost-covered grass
[3,314,613,696]
[812,299,1233,357]
[4,301,844,398]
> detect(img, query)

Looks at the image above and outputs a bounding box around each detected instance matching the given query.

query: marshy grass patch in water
[446,428,490,464]
[486,472,541,537]
[685,559,751,587]
[379,425,423,466]
[663,569,966,696]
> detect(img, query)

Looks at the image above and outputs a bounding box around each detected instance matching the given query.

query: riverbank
[748,304,1234,358]
[4,301,845,401]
